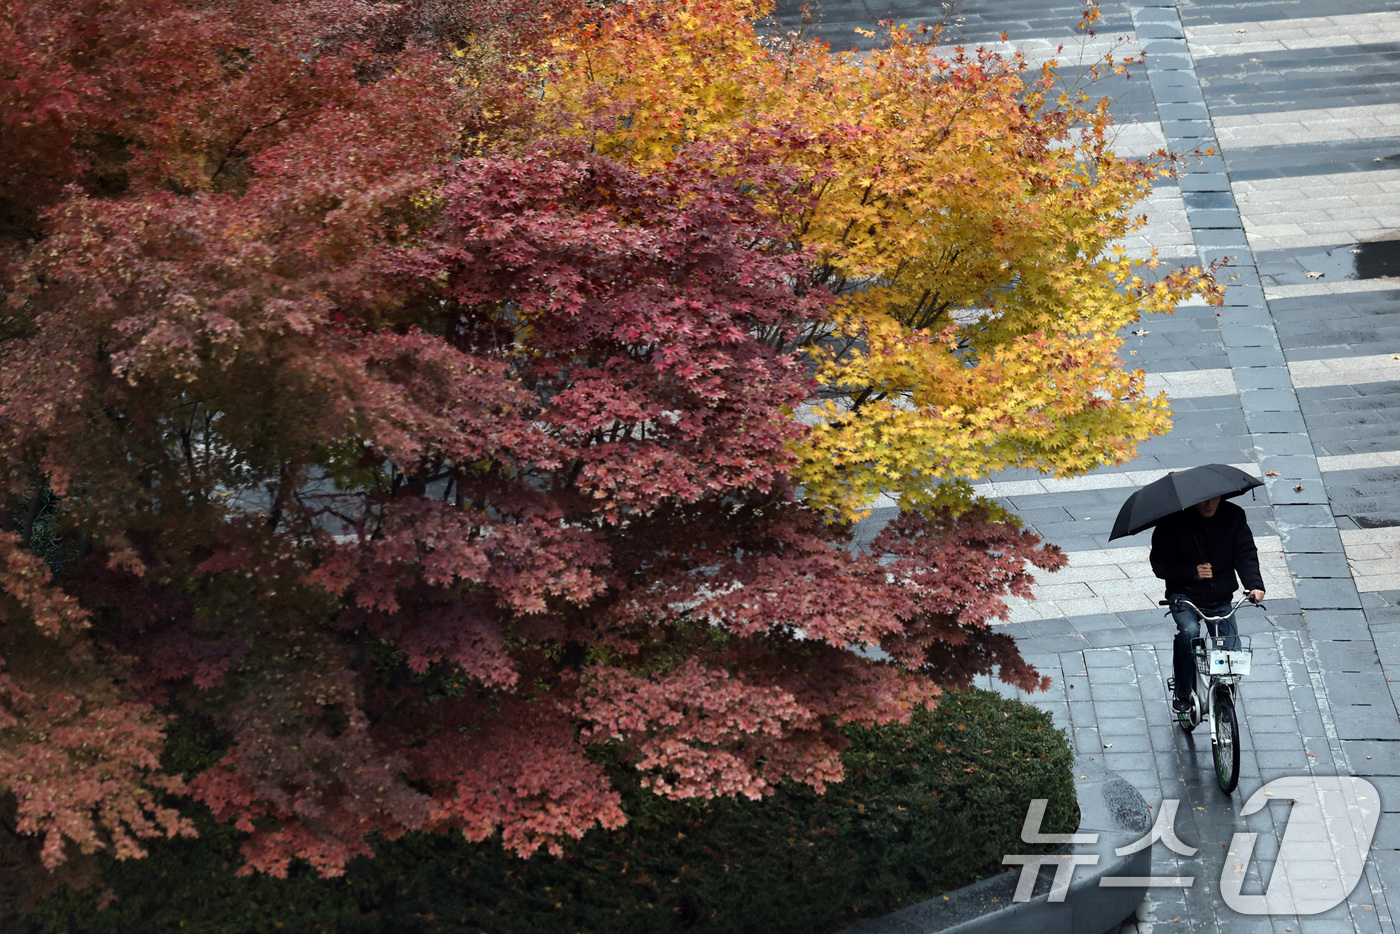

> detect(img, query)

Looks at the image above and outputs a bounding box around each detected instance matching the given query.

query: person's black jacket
[1149,500,1265,605]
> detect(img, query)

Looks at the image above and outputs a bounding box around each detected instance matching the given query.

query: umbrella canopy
[1109,464,1263,541]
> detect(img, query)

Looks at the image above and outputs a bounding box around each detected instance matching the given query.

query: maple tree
[545,0,1224,517]
[0,0,1117,885]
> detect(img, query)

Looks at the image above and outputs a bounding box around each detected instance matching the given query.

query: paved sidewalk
[782,0,1400,930]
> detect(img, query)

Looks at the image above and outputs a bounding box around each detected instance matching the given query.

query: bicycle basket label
[1209,650,1251,676]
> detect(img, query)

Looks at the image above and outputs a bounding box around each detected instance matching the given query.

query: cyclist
[1150,495,1266,714]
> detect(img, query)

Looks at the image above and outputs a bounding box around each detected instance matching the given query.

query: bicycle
[1162,593,1261,794]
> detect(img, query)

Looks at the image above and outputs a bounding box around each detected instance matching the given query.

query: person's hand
[1249,589,1265,604]
[1195,563,1213,580]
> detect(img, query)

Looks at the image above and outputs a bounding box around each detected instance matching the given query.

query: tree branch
[19,485,44,547]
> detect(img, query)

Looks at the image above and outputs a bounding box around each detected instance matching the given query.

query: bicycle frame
[1193,626,1247,754]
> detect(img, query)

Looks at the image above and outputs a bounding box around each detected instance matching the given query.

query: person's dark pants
[1170,595,1238,701]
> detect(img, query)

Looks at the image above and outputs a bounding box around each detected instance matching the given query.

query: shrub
[19,688,1075,934]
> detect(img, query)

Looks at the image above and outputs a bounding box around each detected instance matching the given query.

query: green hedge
[20,688,1075,934]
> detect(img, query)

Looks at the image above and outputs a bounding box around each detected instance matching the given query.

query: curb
[839,756,1152,934]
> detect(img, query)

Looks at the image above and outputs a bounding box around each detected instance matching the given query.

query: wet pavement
[777,0,1400,930]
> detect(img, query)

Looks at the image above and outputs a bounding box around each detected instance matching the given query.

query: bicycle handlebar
[1158,592,1262,621]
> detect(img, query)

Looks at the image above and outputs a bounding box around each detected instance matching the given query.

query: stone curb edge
[839,756,1152,934]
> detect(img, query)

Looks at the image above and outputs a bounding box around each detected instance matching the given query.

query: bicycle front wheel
[1212,690,1241,794]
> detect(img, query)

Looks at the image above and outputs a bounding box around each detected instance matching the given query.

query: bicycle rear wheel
[1212,690,1240,794]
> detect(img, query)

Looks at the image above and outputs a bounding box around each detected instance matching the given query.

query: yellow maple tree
[545,0,1222,518]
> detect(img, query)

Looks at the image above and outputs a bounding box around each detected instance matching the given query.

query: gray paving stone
[1067,693,1097,716]
[1243,696,1299,718]
[1244,680,1292,699]
[1107,768,1165,793]
[1294,577,1365,610]
[1274,504,1344,528]
[1265,453,1327,481]
[1366,775,1400,811]
[1229,345,1290,367]
[1097,734,1154,756]
[1220,292,1276,313]
[1325,663,1397,702]
[1246,409,1310,434]
[1022,617,1076,636]
[1193,226,1251,247]
[1020,633,1093,654]
[1305,614,1374,641]
[1288,552,1354,578]
[1240,388,1301,412]
[1220,304,1272,327]
[1259,597,1302,615]
[1265,478,1331,505]
[1086,628,1149,649]
[1246,730,1307,752]
[1238,615,1280,636]
[1189,207,1243,228]
[1084,663,1138,683]
[991,622,1032,641]
[1254,749,1314,771]
[1296,712,1329,739]
[1310,610,1377,632]
[1083,646,1134,667]
[1232,366,1295,390]
[1176,394,1244,412]
[1073,725,1101,749]
[1246,714,1310,735]
[1303,917,1380,934]
[1119,608,1172,628]
[1331,705,1400,742]
[1181,154,1228,175]
[1253,433,1317,457]
[1135,22,1184,40]
[1088,682,1147,703]
[1096,708,1149,728]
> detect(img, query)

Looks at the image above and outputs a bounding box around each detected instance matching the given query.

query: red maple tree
[0,0,1063,878]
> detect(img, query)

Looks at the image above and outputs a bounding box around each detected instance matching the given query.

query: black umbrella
[1109,464,1263,541]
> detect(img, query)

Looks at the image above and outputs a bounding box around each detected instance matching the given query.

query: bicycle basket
[1207,635,1252,678]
